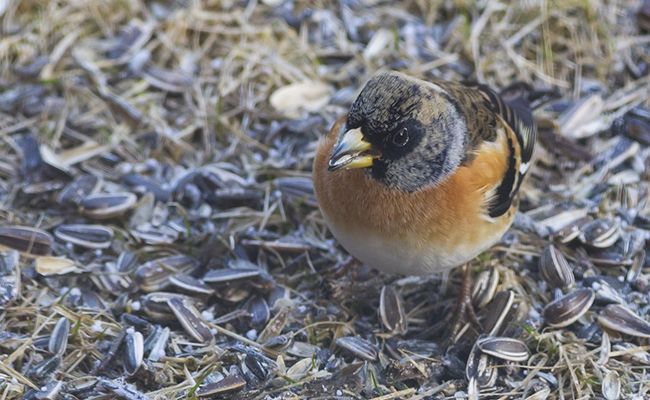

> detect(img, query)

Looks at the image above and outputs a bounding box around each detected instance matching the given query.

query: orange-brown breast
[313,116,517,271]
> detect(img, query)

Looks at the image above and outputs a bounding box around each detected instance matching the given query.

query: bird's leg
[448,262,481,339]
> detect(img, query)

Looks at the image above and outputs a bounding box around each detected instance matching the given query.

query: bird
[312,71,536,336]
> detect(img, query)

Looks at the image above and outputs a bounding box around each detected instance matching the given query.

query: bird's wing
[435,81,537,218]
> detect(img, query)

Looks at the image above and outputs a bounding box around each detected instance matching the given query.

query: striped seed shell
[598,304,650,338]
[602,371,621,400]
[380,285,407,335]
[54,224,114,249]
[80,192,137,219]
[124,330,144,375]
[48,317,70,356]
[472,266,499,308]
[477,337,530,362]
[168,296,213,343]
[0,226,53,257]
[542,288,595,328]
[335,336,379,361]
[539,245,574,289]
[483,290,515,336]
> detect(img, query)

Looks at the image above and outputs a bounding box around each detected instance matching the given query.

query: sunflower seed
[96,260,134,295]
[0,226,53,257]
[598,304,650,337]
[380,285,407,335]
[335,336,378,361]
[466,337,498,389]
[602,371,620,400]
[66,376,98,394]
[542,288,595,328]
[248,295,270,328]
[215,285,252,303]
[626,250,646,284]
[556,216,592,243]
[262,333,294,353]
[203,268,261,283]
[124,330,144,375]
[35,256,83,275]
[122,174,171,202]
[196,374,246,397]
[48,317,70,356]
[483,290,515,336]
[134,255,199,292]
[142,292,184,322]
[80,192,137,219]
[54,224,114,249]
[539,245,574,289]
[169,274,215,296]
[472,266,499,308]
[57,175,102,206]
[117,251,139,273]
[477,337,529,362]
[168,296,213,342]
[579,217,621,248]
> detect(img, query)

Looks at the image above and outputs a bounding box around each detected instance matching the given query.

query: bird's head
[328,71,468,192]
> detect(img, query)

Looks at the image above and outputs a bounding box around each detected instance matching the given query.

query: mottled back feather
[432,80,537,218]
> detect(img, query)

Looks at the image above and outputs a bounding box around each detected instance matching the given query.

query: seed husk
[335,336,379,361]
[54,224,114,249]
[262,333,294,353]
[80,192,137,219]
[167,296,213,343]
[477,336,530,362]
[626,250,645,284]
[134,255,199,292]
[142,292,185,322]
[258,306,291,344]
[556,216,592,244]
[203,268,261,283]
[539,245,575,289]
[466,336,498,389]
[196,374,246,397]
[169,274,215,296]
[248,295,270,328]
[579,217,621,248]
[598,304,650,337]
[543,288,595,328]
[48,317,70,356]
[0,226,53,257]
[602,371,621,400]
[380,285,407,335]
[472,266,499,308]
[35,256,84,275]
[124,330,144,375]
[483,290,515,336]
[57,174,102,206]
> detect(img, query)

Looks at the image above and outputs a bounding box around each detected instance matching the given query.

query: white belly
[325,215,499,276]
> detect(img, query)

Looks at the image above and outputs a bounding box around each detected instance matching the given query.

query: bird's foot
[445,262,482,343]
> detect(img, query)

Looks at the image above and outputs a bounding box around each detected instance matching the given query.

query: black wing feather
[477,85,537,218]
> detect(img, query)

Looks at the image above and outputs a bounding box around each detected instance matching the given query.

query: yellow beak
[328,127,378,171]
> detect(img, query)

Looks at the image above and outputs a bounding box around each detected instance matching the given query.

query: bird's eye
[391,127,409,147]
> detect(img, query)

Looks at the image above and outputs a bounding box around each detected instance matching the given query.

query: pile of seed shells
[1,0,650,399]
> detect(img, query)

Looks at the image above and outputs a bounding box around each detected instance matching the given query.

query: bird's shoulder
[430,79,537,219]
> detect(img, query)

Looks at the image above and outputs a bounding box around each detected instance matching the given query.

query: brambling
[313,71,536,335]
